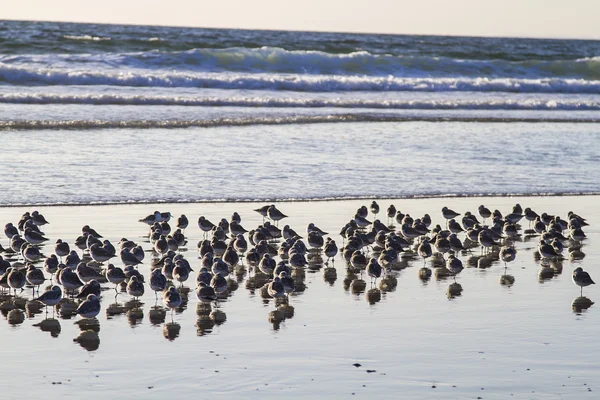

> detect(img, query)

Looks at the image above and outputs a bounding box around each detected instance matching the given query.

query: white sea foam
[1,63,600,93]
[63,35,112,41]
[1,92,600,110]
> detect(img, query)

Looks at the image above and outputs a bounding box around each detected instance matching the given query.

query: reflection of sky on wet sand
[0,196,598,398]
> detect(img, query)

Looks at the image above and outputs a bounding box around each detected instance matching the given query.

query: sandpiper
[572,267,595,297]
[198,216,216,234]
[370,201,380,217]
[4,223,18,239]
[76,280,101,299]
[126,275,145,298]
[35,285,62,311]
[76,294,101,318]
[267,276,286,299]
[366,258,382,285]
[177,214,189,231]
[446,254,463,281]
[150,268,167,299]
[442,206,460,221]
[267,205,288,225]
[24,227,48,245]
[140,211,161,225]
[31,211,50,226]
[196,281,217,303]
[105,264,126,291]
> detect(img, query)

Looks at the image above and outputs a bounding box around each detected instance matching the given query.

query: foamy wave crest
[2,64,600,93]
[2,47,600,79]
[63,35,112,41]
[1,115,598,131]
[2,92,600,110]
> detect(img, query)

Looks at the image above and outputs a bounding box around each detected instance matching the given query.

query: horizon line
[2,17,599,42]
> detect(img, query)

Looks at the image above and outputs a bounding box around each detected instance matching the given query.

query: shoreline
[1,192,598,208]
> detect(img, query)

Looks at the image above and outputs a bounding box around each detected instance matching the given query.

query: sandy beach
[0,195,598,399]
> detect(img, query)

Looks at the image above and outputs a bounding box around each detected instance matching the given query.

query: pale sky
[2,0,599,39]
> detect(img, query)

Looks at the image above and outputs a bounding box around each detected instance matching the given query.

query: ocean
[1,20,599,205]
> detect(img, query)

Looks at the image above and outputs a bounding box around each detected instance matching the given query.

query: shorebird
[140,211,161,225]
[24,227,48,245]
[25,264,45,294]
[258,254,276,276]
[538,240,561,259]
[233,235,248,254]
[120,248,142,267]
[279,271,295,294]
[267,276,286,299]
[82,225,103,239]
[223,244,239,267]
[31,211,50,226]
[350,250,367,271]
[229,221,248,236]
[4,222,18,239]
[21,243,42,262]
[150,268,167,299]
[8,267,26,296]
[500,246,516,274]
[354,214,372,228]
[211,257,229,277]
[307,223,328,236]
[35,285,62,312]
[75,262,104,283]
[442,206,460,222]
[196,281,217,304]
[366,258,382,285]
[76,280,101,299]
[198,216,216,236]
[307,231,324,249]
[173,260,190,287]
[370,201,380,217]
[254,205,270,218]
[572,267,595,297]
[231,211,242,224]
[448,219,464,234]
[386,205,396,224]
[43,255,59,278]
[89,243,115,263]
[54,239,70,261]
[76,294,101,319]
[126,275,145,299]
[105,264,126,292]
[196,267,213,287]
[478,205,492,221]
[210,273,228,294]
[60,267,84,293]
[446,254,464,282]
[274,261,291,277]
[324,238,338,264]
[177,214,189,231]
[267,205,288,226]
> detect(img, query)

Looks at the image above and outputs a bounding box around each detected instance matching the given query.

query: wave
[1,114,598,131]
[2,47,600,79]
[2,64,600,93]
[2,92,600,110]
[0,191,598,208]
[63,35,112,41]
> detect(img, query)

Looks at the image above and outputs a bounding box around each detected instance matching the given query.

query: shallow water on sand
[0,196,598,399]
[2,121,600,205]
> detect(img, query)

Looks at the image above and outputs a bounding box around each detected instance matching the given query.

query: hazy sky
[2,0,599,39]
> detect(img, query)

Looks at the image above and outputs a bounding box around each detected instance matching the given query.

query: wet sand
[0,196,598,399]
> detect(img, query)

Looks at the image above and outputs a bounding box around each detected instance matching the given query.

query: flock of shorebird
[0,201,594,328]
